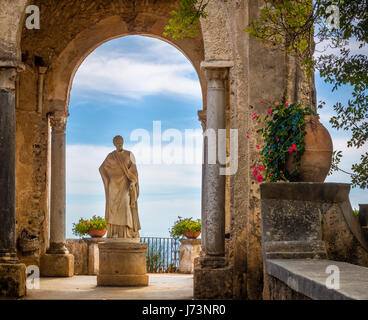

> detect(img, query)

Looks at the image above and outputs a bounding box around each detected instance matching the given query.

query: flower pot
[88,228,107,238]
[286,115,333,182]
[183,231,200,239]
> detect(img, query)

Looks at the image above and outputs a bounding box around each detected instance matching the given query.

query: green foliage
[163,0,208,40]
[353,208,360,218]
[245,0,315,69]
[253,101,316,182]
[328,150,343,176]
[316,0,368,189]
[72,215,107,237]
[146,248,164,273]
[169,216,201,240]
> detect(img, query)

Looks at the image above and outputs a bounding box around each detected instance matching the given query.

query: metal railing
[141,237,180,273]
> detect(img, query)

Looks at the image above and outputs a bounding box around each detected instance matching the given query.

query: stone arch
[13,0,238,298]
[44,15,207,115]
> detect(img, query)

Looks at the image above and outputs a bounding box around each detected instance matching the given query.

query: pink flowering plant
[250,100,316,182]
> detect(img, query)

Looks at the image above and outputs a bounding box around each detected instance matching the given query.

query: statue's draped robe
[99,150,140,238]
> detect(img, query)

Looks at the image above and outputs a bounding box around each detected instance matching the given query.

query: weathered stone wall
[0,0,28,65]
[322,201,368,267]
[220,0,316,300]
[15,64,50,267]
[66,238,106,275]
[263,273,311,300]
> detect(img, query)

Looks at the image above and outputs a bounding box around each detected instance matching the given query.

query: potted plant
[169,216,201,240]
[250,100,333,183]
[72,215,107,238]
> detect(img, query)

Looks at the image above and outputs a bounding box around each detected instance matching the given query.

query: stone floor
[22,273,193,300]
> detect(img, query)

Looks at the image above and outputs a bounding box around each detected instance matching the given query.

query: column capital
[203,68,229,82]
[0,65,24,90]
[200,60,233,82]
[49,111,67,132]
[198,109,207,131]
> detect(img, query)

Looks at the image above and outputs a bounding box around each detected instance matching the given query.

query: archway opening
[66,35,203,271]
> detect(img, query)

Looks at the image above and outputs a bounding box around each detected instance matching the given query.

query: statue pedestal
[179,239,201,274]
[97,238,148,286]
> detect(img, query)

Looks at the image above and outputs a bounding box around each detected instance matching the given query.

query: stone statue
[99,136,140,238]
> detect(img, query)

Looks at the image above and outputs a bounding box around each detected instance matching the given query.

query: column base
[97,240,148,287]
[0,262,26,298]
[193,256,233,299]
[40,253,74,277]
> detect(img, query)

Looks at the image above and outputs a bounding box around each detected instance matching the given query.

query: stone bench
[266,259,368,300]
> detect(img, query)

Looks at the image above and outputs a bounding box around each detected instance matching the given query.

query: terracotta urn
[286,115,333,182]
[183,231,200,239]
[88,228,107,238]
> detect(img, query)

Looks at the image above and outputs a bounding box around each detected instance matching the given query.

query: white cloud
[314,38,368,58]
[66,144,202,197]
[71,37,201,100]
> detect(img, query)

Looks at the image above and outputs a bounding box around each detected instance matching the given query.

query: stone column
[40,111,74,277]
[49,112,68,254]
[194,61,233,300]
[198,110,207,254]
[0,66,26,297]
[203,64,228,257]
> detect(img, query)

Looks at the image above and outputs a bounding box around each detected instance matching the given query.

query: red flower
[258,165,265,171]
[276,137,279,142]
[252,169,258,177]
[256,175,264,183]
[285,102,289,107]
[252,113,258,120]
[256,145,260,149]
[267,108,272,115]
[289,144,297,153]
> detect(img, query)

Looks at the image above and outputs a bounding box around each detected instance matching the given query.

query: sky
[66,35,367,239]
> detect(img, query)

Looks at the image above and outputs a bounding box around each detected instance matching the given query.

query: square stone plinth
[97,240,148,287]
[0,263,26,298]
[40,253,74,277]
[179,239,201,274]
[193,256,233,299]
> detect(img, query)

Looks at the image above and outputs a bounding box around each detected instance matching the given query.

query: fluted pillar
[0,66,26,297]
[40,111,74,277]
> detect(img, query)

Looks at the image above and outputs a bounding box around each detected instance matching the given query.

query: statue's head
[113,135,124,151]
